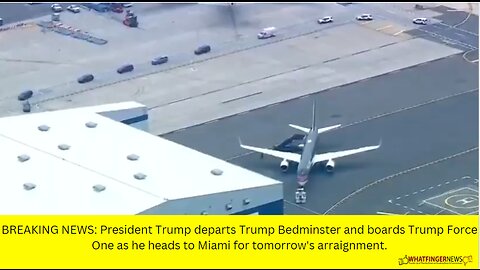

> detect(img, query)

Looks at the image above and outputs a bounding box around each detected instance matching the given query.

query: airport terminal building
[0,102,283,215]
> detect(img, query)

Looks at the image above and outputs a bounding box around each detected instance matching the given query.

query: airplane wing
[312,142,381,165]
[239,140,301,163]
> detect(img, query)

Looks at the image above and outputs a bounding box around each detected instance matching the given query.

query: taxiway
[164,53,479,215]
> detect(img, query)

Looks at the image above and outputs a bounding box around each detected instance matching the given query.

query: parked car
[77,74,94,84]
[110,3,124,13]
[318,16,333,24]
[194,45,211,55]
[83,3,109,12]
[0,18,3,27]
[51,4,63,12]
[356,14,373,21]
[18,90,33,101]
[112,6,123,13]
[123,3,133,8]
[67,5,81,13]
[22,101,31,113]
[413,18,428,25]
[151,56,169,65]
[415,4,424,10]
[117,64,134,74]
[95,4,110,12]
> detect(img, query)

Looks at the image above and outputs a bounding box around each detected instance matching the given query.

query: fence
[37,20,108,45]
[0,22,36,33]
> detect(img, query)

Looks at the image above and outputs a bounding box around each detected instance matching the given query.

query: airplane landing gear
[295,187,306,204]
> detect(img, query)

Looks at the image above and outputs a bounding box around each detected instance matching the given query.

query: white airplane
[239,101,381,203]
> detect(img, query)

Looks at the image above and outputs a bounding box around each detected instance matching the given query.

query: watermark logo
[398,255,473,266]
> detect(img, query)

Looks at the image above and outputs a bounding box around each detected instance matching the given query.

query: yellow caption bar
[0,215,478,269]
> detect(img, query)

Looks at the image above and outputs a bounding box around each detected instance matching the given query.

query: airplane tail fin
[290,100,341,134]
[312,100,317,129]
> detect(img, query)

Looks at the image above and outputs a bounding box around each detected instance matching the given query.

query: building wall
[91,102,284,215]
[138,183,284,215]
[126,116,149,131]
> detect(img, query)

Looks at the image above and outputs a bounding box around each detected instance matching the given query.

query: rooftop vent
[225,203,233,211]
[127,154,139,161]
[200,211,208,215]
[211,169,223,176]
[93,185,106,192]
[243,199,251,205]
[134,173,147,180]
[17,154,30,162]
[58,144,70,150]
[85,121,97,128]
[38,125,50,132]
[23,183,36,191]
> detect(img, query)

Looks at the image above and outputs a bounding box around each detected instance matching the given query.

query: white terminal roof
[0,102,280,214]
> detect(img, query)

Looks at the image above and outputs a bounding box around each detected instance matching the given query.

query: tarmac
[163,53,479,215]
[433,3,478,16]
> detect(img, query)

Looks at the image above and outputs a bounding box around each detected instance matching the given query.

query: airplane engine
[280,159,289,172]
[326,159,335,172]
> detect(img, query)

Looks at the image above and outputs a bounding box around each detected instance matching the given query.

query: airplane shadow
[204,4,258,28]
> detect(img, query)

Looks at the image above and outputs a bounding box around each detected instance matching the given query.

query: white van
[257,27,276,39]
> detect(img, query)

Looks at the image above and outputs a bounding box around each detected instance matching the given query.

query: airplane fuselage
[296,128,318,187]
